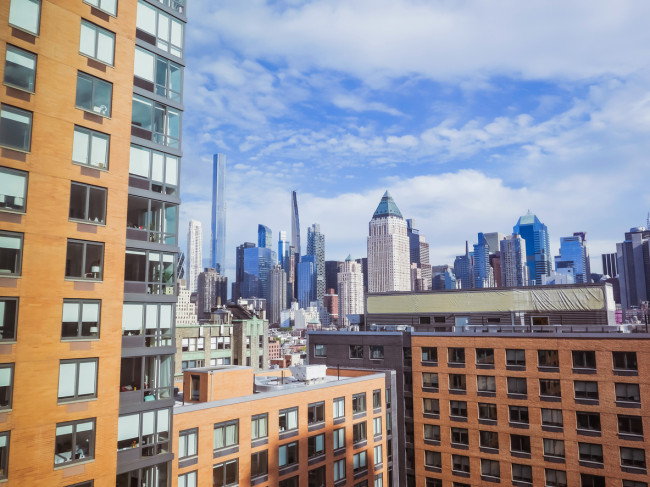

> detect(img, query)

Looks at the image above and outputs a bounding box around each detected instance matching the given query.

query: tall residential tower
[307,223,325,303]
[211,153,226,274]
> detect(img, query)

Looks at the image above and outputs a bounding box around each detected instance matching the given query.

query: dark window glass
[448,348,465,364]
[543,438,565,458]
[0,364,14,410]
[0,104,32,151]
[540,379,561,397]
[510,434,531,453]
[65,239,103,280]
[54,419,95,465]
[476,348,494,365]
[506,349,526,366]
[75,72,112,117]
[576,412,601,432]
[538,350,559,367]
[307,402,324,424]
[479,430,499,449]
[422,347,437,362]
[478,403,497,421]
[251,450,267,478]
[618,415,644,436]
[450,400,467,418]
[616,383,641,403]
[507,377,527,395]
[509,405,529,424]
[451,427,468,446]
[574,381,599,400]
[0,230,23,276]
[613,352,638,371]
[349,344,363,359]
[69,182,106,224]
[572,350,596,369]
[0,298,18,341]
[541,408,563,427]
[213,459,238,487]
[578,442,603,463]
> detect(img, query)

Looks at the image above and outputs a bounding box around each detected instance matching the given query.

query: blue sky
[178,0,650,283]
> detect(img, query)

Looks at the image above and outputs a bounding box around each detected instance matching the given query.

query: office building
[196,268,228,321]
[473,232,494,288]
[278,230,290,270]
[356,257,369,293]
[453,242,473,290]
[297,255,316,308]
[367,191,410,293]
[306,223,325,304]
[325,260,343,293]
[337,256,365,329]
[187,219,202,293]
[172,364,395,487]
[258,224,272,249]
[555,232,591,284]
[211,153,226,274]
[233,242,255,301]
[241,245,276,302]
[602,252,618,278]
[269,264,287,326]
[407,219,432,290]
[513,212,552,285]
[617,227,650,314]
[500,233,529,287]
[490,252,502,287]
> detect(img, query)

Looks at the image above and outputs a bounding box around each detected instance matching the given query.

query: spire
[372,190,403,219]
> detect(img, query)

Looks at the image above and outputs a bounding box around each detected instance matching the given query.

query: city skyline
[178,1,650,284]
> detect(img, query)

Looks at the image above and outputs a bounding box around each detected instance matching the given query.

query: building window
[129,144,179,195]
[58,359,97,402]
[134,46,182,102]
[422,346,437,363]
[72,126,110,169]
[0,365,14,411]
[512,463,532,483]
[448,347,465,365]
[481,459,500,479]
[578,442,604,464]
[0,231,23,276]
[76,72,112,117]
[576,411,601,432]
[121,303,173,347]
[451,427,469,446]
[621,447,646,469]
[509,405,529,424]
[616,383,641,403]
[213,459,238,487]
[84,0,117,16]
[452,454,470,473]
[479,430,498,449]
[423,398,440,415]
[308,401,324,425]
[540,379,561,398]
[8,0,41,35]
[314,344,326,357]
[65,239,103,280]
[373,416,382,437]
[373,389,381,409]
[538,349,559,368]
[0,431,8,480]
[0,298,18,341]
[349,344,363,359]
[251,450,268,479]
[510,434,531,454]
[308,434,324,458]
[333,397,345,418]
[541,408,563,427]
[424,423,440,441]
[353,421,367,444]
[119,354,173,400]
[580,474,605,487]
[0,166,27,214]
[622,481,648,487]
[251,413,268,440]
[54,419,95,465]
[333,427,345,450]
[136,0,184,57]
[124,249,175,294]
[177,471,196,487]
[426,480,442,487]
[545,468,567,487]
[478,402,497,421]
[613,352,638,371]
[477,375,496,393]
[618,415,644,437]
[308,465,326,485]
[422,372,438,389]
[79,20,114,65]
[278,441,298,467]
[4,45,36,92]
[131,94,180,148]
[572,350,596,370]
[449,374,466,392]
[0,104,32,152]
[425,450,441,468]
[333,458,345,481]
[450,400,467,418]
[369,345,384,360]
[178,428,197,460]
[574,380,599,400]
[279,407,298,432]
[69,182,106,225]
[61,300,100,339]
[352,393,366,414]
[213,420,238,451]
[353,450,367,473]
[279,477,299,487]
[507,377,527,395]
[506,348,526,367]
[476,348,494,365]
[544,438,565,459]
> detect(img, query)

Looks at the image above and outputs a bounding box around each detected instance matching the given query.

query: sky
[178,0,650,285]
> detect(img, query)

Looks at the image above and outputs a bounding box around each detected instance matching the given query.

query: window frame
[178,428,197,460]
[543,438,565,459]
[578,442,604,464]
[452,454,470,474]
[353,450,368,473]
[65,238,104,281]
[307,433,325,458]
[541,408,563,428]
[539,378,562,398]
[307,401,324,425]
[57,358,98,403]
[333,427,345,451]
[54,418,96,466]
[8,0,42,36]
[177,471,196,487]
[314,343,326,357]
[278,441,299,468]
[213,420,238,452]
[251,413,268,441]
[506,348,526,367]
[250,449,268,479]
[0,104,33,152]
[79,19,115,66]
[538,349,560,368]
[352,393,366,414]
[123,248,176,294]
[476,348,495,365]
[61,299,101,340]
[128,144,179,195]
[69,181,107,225]
[0,297,18,342]
[83,0,117,17]
[75,71,113,118]
[477,375,496,393]
[3,44,37,93]
[613,351,638,372]
[478,402,497,421]
[448,347,465,365]
[278,407,298,433]
[131,93,180,148]
[333,458,345,482]
[509,405,529,425]
[134,46,183,102]
[72,125,110,170]
[349,344,363,359]
[511,462,533,484]
[0,364,14,411]
[576,411,601,433]
[136,0,184,57]
[572,350,596,370]
[449,400,467,418]
[213,458,238,487]
[616,382,641,403]
[353,421,367,444]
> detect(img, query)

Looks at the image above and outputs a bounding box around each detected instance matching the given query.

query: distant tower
[258,224,272,249]
[291,191,301,257]
[211,154,227,274]
[367,191,411,292]
[454,241,473,290]
[473,233,493,288]
[269,265,287,325]
[187,219,203,293]
[197,268,228,320]
[338,256,365,328]
[297,255,316,308]
[406,219,432,290]
[307,223,326,303]
[555,232,591,283]
[513,212,551,285]
[500,234,529,287]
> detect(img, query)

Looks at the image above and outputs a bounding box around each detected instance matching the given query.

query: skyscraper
[454,242,473,290]
[291,190,301,257]
[268,264,287,325]
[278,230,290,269]
[616,227,650,313]
[325,260,344,293]
[500,233,529,287]
[473,232,493,288]
[241,245,276,302]
[258,224,272,249]
[338,256,365,328]
[367,191,411,292]
[555,232,591,284]
[187,219,203,293]
[602,252,618,278]
[406,219,432,290]
[307,223,326,303]
[211,153,226,274]
[297,255,316,308]
[513,212,552,285]
[233,242,256,300]
[196,268,228,320]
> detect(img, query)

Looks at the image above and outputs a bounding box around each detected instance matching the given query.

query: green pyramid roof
[372,191,403,219]
[346,254,353,261]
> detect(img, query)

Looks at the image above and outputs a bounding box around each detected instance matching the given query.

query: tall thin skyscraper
[307,223,326,303]
[269,265,287,325]
[514,212,551,285]
[291,190,301,257]
[338,256,365,328]
[367,191,411,292]
[187,219,203,293]
[211,153,226,274]
[258,224,272,249]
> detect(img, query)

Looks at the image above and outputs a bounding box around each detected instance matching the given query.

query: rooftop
[372,190,403,219]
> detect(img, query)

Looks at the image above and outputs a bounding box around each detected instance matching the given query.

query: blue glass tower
[555,232,591,283]
[513,212,551,285]
[241,246,276,301]
[211,153,226,274]
[258,224,272,249]
[297,255,316,308]
[473,232,491,288]
[453,241,473,289]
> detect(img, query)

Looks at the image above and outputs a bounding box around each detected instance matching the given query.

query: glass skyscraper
[513,212,552,285]
[241,246,276,301]
[211,153,226,273]
[258,224,272,249]
[297,255,316,308]
[555,232,591,283]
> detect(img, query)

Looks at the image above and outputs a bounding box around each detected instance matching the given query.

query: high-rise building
[307,223,325,303]
[211,153,226,274]
[602,252,618,278]
[325,260,344,293]
[513,212,552,285]
[500,233,529,287]
[453,242,473,290]
[490,252,502,287]
[278,230,290,269]
[187,219,203,292]
[291,190,300,257]
[473,232,494,288]
[337,256,365,328]
[197,268,228,320]
[367,191,410,292]
[617,227,650,313]
[240,245,276,302]
[233,242,255,300]
[555,232,591,284]
[297,254,316,308]
[268,264,286,325]
[176,279,198,326]
[355,257,369,293]
[257,224,272,249]
[483,231,506,253]
[406,219,432,290]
